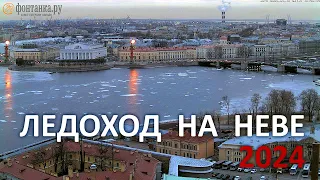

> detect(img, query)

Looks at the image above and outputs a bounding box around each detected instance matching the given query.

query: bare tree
[32,149,47,169]
[264,89,296,117]
[206,48,215,59]
[98,141,111,171]
[251,93,262,125]
[214,46,223,59]
[263,89,296,130]
[214,111,222,134]
[222,96,231,125]
[299,89,319,122]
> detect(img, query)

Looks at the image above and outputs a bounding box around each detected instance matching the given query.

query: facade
[59,43,107,60]
[156,130,214,159]
[0,141,161,180]
[13,46,60,61]
[250,43,299,60]
[196,44,242,60]
[298,38,320,55]
[118,47,196,62]
[218,126,319,165]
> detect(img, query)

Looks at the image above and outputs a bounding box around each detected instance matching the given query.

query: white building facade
[59,43,106,60]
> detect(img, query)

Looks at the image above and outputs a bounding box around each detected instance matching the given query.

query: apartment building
[156,130,214,159]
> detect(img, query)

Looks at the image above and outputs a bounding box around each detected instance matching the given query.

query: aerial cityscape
[1,0,320,180]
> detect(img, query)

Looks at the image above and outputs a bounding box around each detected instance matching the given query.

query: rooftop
[162,130,212,144]
[119,47,196,52]
[168,156,213,176]
[1,141,160,180]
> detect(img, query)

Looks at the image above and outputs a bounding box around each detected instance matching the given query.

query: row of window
[121,56,194,60]
[227,151,242,156]
[159,141,198,150]
[16,56,40,60]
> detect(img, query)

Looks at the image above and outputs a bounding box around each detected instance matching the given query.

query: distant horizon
[1,0,319,21]
[1,18,319,23]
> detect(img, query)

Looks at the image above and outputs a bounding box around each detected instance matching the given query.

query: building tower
[222,12,226,23]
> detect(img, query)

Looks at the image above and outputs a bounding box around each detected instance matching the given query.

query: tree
[98,141,111,171]
[264,89,296,117]
[214,111,221,134]
[206,48,215,59]
[222,96,231,125]
[214,46,223,59]
[251,93,262,124]
[299,89,319,122]
[263,89,296,130]
[32,149,47,169]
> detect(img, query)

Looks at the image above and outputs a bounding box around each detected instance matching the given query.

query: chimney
[68,165,73,178]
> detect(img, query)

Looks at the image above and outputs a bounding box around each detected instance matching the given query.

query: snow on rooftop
[219,125,320,150]
[168,155,213,176]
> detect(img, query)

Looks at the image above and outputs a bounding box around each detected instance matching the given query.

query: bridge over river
[198,60,320,75]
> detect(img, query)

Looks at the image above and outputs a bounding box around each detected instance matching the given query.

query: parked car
[244,168,251,173]
[260,168,266,172]
[234,176,241,180]
[260,176,267,180]
[250,169,257,174]
[318,169,320,176]
[217,174,224,179]
[277,168,283,174]
[237,167,243,172]
[212,172,220,177]
[223,174,230,180]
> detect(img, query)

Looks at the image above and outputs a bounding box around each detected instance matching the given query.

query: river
[0,66,319,153]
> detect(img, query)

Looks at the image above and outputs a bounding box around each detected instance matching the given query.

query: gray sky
[1,0,319,20]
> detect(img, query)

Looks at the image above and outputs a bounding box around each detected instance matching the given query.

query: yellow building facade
[156,130,214,159]
[119,47,197,62]
[13,46,60,61]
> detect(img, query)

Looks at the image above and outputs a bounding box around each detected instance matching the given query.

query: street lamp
[130,39,136,64]
[4,40,10,63]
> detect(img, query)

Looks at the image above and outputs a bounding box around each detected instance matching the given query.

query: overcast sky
[1,0,319,20]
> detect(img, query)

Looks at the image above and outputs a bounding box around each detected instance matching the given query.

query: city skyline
[0,0,320,21]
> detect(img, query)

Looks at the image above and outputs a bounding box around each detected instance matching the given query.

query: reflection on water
[128,69,139,114]
[4,70,12,118]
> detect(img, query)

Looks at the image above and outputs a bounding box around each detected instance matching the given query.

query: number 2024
[239,145,305,169]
